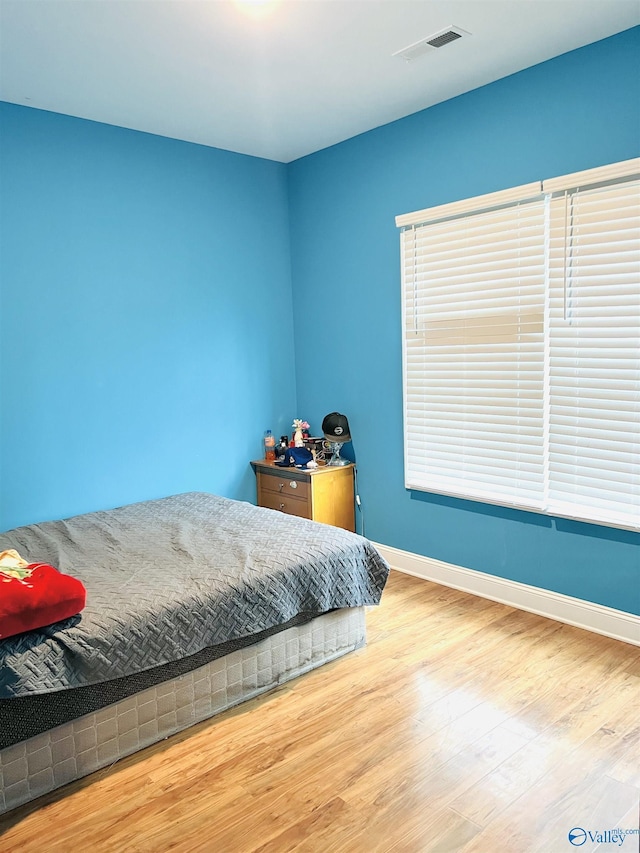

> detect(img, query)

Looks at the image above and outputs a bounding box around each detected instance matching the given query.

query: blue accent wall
[0,104,296,529]
[288,27,640,615]
[1,28,638,615]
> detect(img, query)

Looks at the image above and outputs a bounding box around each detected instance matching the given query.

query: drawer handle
[279,502,285,510]
[278,483,284,492]
[289,481,297,489]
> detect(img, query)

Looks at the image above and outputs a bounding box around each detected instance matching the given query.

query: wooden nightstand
[251,460,355,532]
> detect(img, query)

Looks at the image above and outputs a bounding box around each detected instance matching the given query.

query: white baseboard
[373,542,640,647]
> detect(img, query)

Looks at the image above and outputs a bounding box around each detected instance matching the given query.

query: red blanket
[0,560,86,640]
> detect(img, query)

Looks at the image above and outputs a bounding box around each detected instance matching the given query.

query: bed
[0,492,389,815]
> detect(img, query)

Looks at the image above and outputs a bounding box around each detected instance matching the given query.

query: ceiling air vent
[393,25,469,62]
[427,30,463,48]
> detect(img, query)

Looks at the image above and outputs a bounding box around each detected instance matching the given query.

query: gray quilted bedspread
[0,492,389,698]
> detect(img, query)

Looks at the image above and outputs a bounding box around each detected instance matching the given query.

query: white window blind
[546,177,640,529]
[397,158,640,531]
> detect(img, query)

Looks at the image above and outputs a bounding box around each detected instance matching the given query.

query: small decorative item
[292,418,310,447]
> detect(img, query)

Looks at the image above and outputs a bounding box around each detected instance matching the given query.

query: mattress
[0,492,389,697]
[0,492,389,814]
[0,612,317,750]
[0,606,366,815]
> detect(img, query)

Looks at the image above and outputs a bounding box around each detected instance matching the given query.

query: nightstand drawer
[259,489,311,519]
[258,471,311,503]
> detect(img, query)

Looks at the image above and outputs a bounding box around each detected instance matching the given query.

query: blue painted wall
[0,104,296,529]
[1,29,638,614]
[288,27,640,615]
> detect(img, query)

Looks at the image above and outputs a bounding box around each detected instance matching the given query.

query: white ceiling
[1,0,638,163]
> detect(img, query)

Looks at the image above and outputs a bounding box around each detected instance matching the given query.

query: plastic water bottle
[264,430,276,461]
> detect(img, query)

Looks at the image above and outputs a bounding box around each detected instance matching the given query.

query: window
[397,158,640,531]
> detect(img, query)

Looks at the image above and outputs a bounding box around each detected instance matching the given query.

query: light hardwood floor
[1,570,639,853]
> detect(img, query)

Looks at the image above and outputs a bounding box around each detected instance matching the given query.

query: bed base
[0,607,365,815]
